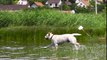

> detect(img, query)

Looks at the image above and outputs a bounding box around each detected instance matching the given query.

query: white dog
[44,32,81,50]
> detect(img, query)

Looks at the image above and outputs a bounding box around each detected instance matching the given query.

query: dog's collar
[50,35,54,39]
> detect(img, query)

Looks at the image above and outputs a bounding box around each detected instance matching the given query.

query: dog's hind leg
[74,44,79,50]
[72,43,79,50]
[76,43,80,48]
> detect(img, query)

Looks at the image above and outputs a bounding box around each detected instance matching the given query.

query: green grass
[0,9,106,29]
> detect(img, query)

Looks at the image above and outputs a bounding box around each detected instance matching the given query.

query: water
[0,40,106,60]
[0,27,106,60]
[0,45,72,60]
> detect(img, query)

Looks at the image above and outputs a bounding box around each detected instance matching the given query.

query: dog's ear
[48,32,50,36]
[48,32,52,36]
[48,32,52,34]
[50,32,52,34]
[48,32,50,34]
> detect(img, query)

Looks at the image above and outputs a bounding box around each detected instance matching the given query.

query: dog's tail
[72,33,81,36]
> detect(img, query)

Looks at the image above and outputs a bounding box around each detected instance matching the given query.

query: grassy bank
[0,26,106,46]
[0,9,106,45]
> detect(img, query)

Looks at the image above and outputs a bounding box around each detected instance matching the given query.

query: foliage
[90,0,106,12]
[28,0,46,4]
[97,4,106,12]
[0,0,13,5]
[75,6,94,13]
[28,0,35,6]
[62,4,71,10]
[0,0,45,5]
[69,0,106,13]
[70,3,77,10]
[13,0,19,4]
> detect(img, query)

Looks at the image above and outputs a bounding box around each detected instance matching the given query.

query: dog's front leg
[54,44,58,50]
[44,43,55,48]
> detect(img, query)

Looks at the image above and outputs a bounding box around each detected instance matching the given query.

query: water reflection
[1,46,24,50]
[0,45,72,60]
[0,41,106,60]
[0,58,11,60]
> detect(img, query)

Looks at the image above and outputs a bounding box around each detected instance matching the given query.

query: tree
[0,0,13,5]
[69,0,75,3]
[29,0,46,3]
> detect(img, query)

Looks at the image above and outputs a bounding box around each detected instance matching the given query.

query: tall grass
[0,26,106,46]
[0,9,106,29]
[0,9,106,45]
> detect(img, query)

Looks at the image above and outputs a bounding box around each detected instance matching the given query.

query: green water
[0,26,106,60]
[0,43,106,60]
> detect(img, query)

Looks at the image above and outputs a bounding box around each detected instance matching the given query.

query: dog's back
[57,33,81,36]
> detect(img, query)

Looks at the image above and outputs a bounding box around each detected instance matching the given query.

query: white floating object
[78,26,83,30]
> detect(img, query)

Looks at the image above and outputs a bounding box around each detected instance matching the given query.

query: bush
[75,6,92,13]
[70,3,77,10]
[69,3,94,13]
[62,4,71,10]
[90,0,106,12]
[0,0,13,5]
[97,4,106,12]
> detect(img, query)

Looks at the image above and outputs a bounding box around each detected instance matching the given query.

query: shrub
[97,4,106,12]
[69,3,94,13]
[90,0,106,12]
[0,0,13,5]
[70,3,77,10]
[62,4,71,10]
[75,6,92,13]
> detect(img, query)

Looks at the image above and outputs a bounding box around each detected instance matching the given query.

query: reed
[0,9,106,29]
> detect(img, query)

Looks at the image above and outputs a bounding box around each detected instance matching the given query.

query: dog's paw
[79,45,87,50]
[41,46,47,49]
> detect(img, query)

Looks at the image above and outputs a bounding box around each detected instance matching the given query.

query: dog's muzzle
[45,36,49,40]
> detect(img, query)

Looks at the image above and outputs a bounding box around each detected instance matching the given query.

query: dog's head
[45,32,53,39]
